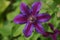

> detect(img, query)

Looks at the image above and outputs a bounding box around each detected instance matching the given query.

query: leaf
[56,22,60,29]
[18,36,25,40]
[2,37,9,40]
[53,0,60,4]
[0,0,10,15]
[30,31,41,40]
[50,12,59,28]
[43,23,53,32]
[7,6,20,21]
[57,34,60,40]
[0,21,14,37]
[13,24,25,37]
[22,0,34,6]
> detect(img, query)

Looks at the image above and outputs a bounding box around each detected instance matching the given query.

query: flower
[43,23,60,40]
[14,2,51,37]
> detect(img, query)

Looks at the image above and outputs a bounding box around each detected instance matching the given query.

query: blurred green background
[0,0,60,40]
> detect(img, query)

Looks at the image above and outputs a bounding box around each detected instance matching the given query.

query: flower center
[28,16,36,23]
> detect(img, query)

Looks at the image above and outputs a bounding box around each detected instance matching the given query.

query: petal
[23,22,33,37]
[50,33,57,40]
[42,32,50,37]
[54,29,60,34]
[31,2,42,15]
[34,22,46,34]
[48,23,54,30]
[43,31,57,40]
[20,3,30,15]
[57,30,60,34]
[14,14,27,24]
[37,13,51,22]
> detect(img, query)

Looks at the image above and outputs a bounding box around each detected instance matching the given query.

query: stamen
[28,16,36,23]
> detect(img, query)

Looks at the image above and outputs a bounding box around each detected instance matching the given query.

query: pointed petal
[42,32,50,37]
[23,22,33,37]
[31,2,42,15]
[44,32,57,40]
[43,31,57,40]
[20,3,30,15]
[14,14,27,24]
[50,33,57,40]
[48,23,54,30]
[37,13,51,22]
[34,22,46,34]
[57,30,60,34]
[54,29,60,35]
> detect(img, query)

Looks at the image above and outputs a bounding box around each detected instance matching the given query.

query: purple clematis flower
[14,2,51,37]
[43,23,60,40]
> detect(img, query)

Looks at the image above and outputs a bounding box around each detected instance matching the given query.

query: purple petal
[43,30,58,40]
[44,32,57,40]
[50,33,57,40]
[14,14,27,24]
[48,23,54,30]
[42,32,50,37]
[31,2,42,15]
[34,22,46,35]
[23,22,33,37]
[20,3,30,15]
[57,30,60,34]
[54,29,60,35]
[46,31,57,40]
[37,13,51,22]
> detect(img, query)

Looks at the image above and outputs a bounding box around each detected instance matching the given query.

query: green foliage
[53,0,60,4]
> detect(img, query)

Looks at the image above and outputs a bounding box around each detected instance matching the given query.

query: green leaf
[0,0,10,15]
[7,6,20,21]
[2,37,9,40]
[18,37,25,40]
[0,21,14,37]
[50,13,59,28]
[53,0,60,4]
[13,24,25,37]
[22,0,34,6]
[30,31,41,40]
